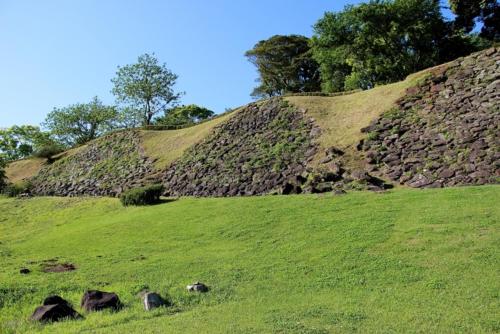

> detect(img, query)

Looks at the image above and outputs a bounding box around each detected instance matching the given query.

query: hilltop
[5,47,499,196]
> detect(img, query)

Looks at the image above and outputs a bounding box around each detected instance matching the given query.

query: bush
[3,181,32,197]
[120,184,164,206]
[33,144,65,159]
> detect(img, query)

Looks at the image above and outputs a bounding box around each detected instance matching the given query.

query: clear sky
[0,0,452,127]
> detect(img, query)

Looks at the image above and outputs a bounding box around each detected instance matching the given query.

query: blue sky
[0,0,453,127]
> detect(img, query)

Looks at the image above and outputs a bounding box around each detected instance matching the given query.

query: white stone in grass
[143,292,167,310]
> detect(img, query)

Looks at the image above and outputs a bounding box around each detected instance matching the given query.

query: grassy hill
[1,185,498,333]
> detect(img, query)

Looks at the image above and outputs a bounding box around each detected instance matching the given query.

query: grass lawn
[0,186,498,333]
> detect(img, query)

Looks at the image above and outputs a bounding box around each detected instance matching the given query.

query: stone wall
[31,131,158,196]
[360,48,499,188]
[162,98,318,196]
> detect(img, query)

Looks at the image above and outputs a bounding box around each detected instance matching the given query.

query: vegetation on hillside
[0,125,60,161]
[111,53,183,126]
[449,0,499,41]
[245,35,321,98]
[0,186,498,333]
[154,104,215,128]
[310,0,484,92]
[43,96,119,146]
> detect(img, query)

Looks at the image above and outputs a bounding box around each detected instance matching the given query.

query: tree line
[245,0,499,97]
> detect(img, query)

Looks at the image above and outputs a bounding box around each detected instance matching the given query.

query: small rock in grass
[143,292,168,310]
[186,282,209,293]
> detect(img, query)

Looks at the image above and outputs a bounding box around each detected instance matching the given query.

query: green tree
[44,96,118,146]
[155,104,215,127]
[311,0,478,92]
[111,53,182,125]
[245,35,321,98]
[449,0,499,41]
[0,125,56,161]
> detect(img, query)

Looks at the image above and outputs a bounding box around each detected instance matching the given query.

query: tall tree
[311,0,477,92]
[44,96,118,146]
[0,125,56,161]
[449,0,499,41]
[245,35,321,98]
[111,53,182,125]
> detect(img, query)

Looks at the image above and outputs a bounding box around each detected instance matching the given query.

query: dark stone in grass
[143,292,169,311]
[20,268,30,274]
[186,282,209,293]
[31,296,81,322]
[81,290,122,312]
[43,295,69,306]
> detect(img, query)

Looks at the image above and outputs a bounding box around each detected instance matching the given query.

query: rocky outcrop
[162,98,319,196]
[31,131,159,196]
[360,48,499,188]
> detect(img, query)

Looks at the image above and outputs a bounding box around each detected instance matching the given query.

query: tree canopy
[449,0,499,41]
[310,0,480,92]
[0,125,56,161]
[155,104,215,127]
[245,35,321,98]
[43,96,118,146]
[111,53,182,125]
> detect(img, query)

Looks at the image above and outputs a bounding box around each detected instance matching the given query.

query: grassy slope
[0,186,498,333]
[140,110,238,169]
[285,71,429,169]
[5,158,46,184]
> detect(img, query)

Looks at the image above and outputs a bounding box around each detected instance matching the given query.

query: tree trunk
[146,100,152,125]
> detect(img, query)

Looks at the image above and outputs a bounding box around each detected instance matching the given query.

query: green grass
[0,186,498,333]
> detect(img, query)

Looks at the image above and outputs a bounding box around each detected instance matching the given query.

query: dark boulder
[30,296,81,323]
[43,295,69,306]
[81,290,121,312]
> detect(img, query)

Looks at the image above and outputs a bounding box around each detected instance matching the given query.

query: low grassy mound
[0,186,498,333]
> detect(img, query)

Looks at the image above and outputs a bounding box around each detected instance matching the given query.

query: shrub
[120,184,164,206]
[3,181,32,197]
[33,144,65,159]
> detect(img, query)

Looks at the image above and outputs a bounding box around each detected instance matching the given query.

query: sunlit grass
[0,185,498,333]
